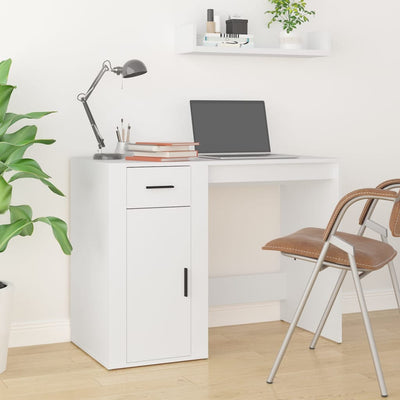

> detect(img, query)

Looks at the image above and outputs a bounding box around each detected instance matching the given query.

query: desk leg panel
[190,164,209,358]
[280,178,342,343]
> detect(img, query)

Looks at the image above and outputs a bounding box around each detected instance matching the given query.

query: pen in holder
[114,120,132,154]
[114,126,126,154]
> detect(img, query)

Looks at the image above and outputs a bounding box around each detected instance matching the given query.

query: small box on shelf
[226,19,248,35]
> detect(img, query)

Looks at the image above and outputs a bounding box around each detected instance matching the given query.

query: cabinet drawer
[126,167,191,208]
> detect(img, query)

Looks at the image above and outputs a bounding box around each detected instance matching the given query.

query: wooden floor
[1,310,400,399]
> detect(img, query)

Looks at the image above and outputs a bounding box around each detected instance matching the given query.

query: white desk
[70,156,340,369]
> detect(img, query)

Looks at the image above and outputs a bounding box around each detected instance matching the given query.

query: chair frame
[267,182,400,398]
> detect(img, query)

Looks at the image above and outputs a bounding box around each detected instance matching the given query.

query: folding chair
[263,182,400,397]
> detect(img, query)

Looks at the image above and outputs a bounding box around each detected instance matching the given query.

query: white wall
[1,0,400,345]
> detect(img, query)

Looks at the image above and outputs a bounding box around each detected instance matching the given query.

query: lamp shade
[122,59,147,78]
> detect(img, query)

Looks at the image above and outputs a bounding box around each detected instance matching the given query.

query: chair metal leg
[388,261,400,309]
[348,254,388,398]
[309,269,347,350]
[267,242,330,384]
[381,236,400,309]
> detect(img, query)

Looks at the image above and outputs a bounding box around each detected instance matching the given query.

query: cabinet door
[126,207,191,363]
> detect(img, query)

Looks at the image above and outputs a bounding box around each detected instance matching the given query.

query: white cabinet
[70,157,341,368]
[126,207,191,362]
[71,157,341,369]
[70,160,208,369]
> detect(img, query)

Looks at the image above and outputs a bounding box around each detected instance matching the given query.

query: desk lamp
[77,59,147,160]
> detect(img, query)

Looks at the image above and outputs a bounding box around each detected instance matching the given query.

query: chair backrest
[389,193,400,237]
[359,179,400,225]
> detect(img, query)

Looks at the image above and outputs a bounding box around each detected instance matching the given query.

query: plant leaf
[35,216,72,255]
[0,59,12,85]
[0,161,7,174]
[38,178,65,196]
[0,125,56,163]
[4,145,28,164]
[7,158,50,179]
[5,139,56,164]
[0,141,55,164]
[4,125,38,145]
[0,219,32,252]
[0,175,12,213]
[0,142,17,163]
[265,0,315,30]
[9,205,33,236]
[0,111,55,137]
[8,172,65,196]
[0,85,15,122]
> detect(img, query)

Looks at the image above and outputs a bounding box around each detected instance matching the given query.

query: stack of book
[125,141,199,162]
[202,33,254,48]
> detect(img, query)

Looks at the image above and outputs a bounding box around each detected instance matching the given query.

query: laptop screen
[190,100,271,154]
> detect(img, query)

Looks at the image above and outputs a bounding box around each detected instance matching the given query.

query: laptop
[190,100,296,159]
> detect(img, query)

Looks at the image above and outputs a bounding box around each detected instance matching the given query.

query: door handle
[145,185,175,189]
[184,268,188,297]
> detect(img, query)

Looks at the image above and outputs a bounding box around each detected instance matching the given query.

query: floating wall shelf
[175,24,331,58]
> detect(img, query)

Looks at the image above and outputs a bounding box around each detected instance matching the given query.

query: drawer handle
[184,268,188,297]
[145,185,175,189]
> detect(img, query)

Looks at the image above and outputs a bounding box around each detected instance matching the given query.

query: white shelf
[178,45,329,57]
[175,24,330,58]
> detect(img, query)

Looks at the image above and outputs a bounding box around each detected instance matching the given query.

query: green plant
[0,59,72,255]
[265,0,315,34]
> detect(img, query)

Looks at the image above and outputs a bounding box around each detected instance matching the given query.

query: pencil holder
[114,142,126,154]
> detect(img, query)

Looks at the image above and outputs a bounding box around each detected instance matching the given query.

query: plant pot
[280,30,302,50]
[0,281,14,374]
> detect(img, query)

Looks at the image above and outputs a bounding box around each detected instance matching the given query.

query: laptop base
[199,153,298,160]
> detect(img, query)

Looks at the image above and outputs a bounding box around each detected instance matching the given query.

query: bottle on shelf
[206,9,216,33]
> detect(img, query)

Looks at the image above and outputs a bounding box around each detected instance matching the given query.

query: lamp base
[93,153,125,160]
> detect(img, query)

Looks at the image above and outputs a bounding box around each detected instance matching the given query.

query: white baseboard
[210,289,399,328]
[342,289,398,314]
[9,320,71,348]
[209,301,281,327]
[6,290,397,348]
[9,306,282,347]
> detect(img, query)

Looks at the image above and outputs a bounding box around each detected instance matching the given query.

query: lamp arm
[77,60,112,150]
[80,60,112,101]
[81,98,105,149]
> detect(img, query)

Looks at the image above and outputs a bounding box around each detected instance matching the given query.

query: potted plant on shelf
[0,58,72,373]
[265,0,315,49]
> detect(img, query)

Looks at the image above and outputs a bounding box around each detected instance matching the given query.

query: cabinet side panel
[106,164,128,368]
[70,159,110,366]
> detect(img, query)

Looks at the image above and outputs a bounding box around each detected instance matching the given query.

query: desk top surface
[73,155,338,168]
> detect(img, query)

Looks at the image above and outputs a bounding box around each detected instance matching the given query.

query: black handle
[145,185,175,189]
[184,268,188,297]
